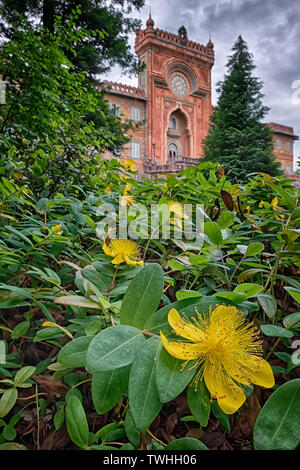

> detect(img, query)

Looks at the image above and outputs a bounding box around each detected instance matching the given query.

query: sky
[104,0,300,169]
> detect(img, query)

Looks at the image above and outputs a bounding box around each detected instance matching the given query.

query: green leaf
[54,295,101,309]
[156,348,196,403]
[282,312,300,330]
[54,409,65,431]
[0,442,27,450]
[245,242,264,257]
[217,211,235,229]
[233,283,263,298]
[91,366,130,414]
[187,381,211,427]
[260,324,294,338]
[11,320,30,339]
[204,222,223,245]
[284,287,300,304]
[237,268,269,283]
[125,410,141,448]
[81,267,110,292]
[128,336,162,430]
[168,260,187,271]
[175,290,202,301]
[211,401,230,433]
[213,291,247,303]
[57,336,93,368]
[119,263,164,329]
[165,438,208,450]
[188,255,210,266]
[65,395,89,449]
[253,379,300,450]
[86,325,145,373]
[3,424,17,441]
[0,389,18,418]
[14,366,36,386]
[257,294,277,318]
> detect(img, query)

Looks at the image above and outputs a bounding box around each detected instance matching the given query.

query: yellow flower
[120,159,137,172]
[52,224,62,234]
[105,184,111,194]
[258,201,264,208]
[120,183,134,207]
[270,197,280,210]
[102,239,144,266]
[169,201,188,229]
[160,306,274,414]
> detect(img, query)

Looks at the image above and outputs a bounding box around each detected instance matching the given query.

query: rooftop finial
[178,25,188,45]
[146,9,154,29]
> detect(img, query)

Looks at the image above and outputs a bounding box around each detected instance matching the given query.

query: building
[103,16,298,180]
[268,123,299,176]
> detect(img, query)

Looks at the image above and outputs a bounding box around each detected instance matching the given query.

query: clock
[170,74,189,97]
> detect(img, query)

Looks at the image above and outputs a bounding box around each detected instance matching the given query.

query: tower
[135,16,215,168]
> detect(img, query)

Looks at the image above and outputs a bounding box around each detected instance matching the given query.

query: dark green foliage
[0,0,145,77]
[203,35,282,183]
[0,13,130,195]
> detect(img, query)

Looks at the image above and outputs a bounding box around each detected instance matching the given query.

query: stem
[35,383,40,450]
[229,253,246,285]
[265,337,281,361]
[143,238,151,261]
[142,331,160,338]
[146,428,167,447]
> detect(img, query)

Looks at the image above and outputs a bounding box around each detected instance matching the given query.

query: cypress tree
[203,35,282,183]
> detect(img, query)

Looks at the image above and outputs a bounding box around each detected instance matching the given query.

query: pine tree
[203,35,282,183]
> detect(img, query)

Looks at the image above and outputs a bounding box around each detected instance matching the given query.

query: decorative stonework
[101,81,146,99]
[143,155,198,177]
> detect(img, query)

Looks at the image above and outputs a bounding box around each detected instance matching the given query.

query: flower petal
[248,358,275,388]
[160,332,203,360]
[168,308,206,342]
[204,361,246,414]
[111,254,125,265]
[102,243,113,256]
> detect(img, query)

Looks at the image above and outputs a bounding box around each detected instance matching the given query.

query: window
[285,164,291,175]
[131,107,141,121]
[170,116,177,129]
[131,142,140,159]
[108,103,121,116]
[286,141,291,152]
[275,138,281,150]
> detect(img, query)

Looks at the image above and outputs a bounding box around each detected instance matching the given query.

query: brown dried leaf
[40,425,71,450]
[33,375,68,398]
[239,390,261,431]
[166,413,178,436]
[221,190,234,211]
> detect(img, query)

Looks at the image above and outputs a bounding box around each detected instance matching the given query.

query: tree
[203,35,282,183]
[0,13,130,195]
[0,0,145,78]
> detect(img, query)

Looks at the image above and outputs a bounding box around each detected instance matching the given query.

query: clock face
[170,74,189,97]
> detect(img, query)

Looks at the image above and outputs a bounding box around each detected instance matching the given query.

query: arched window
[168,143,178,159]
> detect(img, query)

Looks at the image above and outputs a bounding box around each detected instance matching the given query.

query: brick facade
[102,17,298,180]
[268,123,298,176]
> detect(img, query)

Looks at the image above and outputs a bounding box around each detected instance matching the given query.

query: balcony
[143,155,198,176]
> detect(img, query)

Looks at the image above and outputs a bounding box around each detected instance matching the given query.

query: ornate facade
[102,17,298,180]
